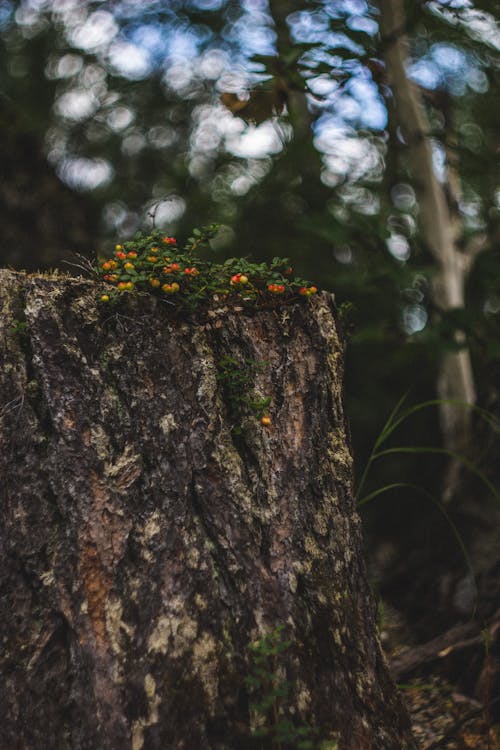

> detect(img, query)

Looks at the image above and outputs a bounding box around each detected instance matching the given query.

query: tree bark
[0,270,416,750]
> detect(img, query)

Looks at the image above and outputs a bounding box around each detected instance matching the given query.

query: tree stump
[0,270,416,749]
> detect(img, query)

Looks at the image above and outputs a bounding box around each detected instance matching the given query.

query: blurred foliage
[1,0,500,626]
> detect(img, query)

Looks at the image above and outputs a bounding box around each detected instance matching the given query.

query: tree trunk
[0,269,416,750]
[379,0,476,467]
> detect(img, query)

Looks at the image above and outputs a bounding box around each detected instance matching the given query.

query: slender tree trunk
[0,270,416,749]
[379,0,476,463]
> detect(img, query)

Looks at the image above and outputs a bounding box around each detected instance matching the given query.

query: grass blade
[357,481,477,609]
[372,446,500,505]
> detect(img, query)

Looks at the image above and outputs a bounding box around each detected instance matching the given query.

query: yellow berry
[100,294,110,302]
[162,282,180,294]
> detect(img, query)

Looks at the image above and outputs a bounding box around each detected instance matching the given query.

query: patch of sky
[348,78,387,129]
[110,0,181,22]
[225,15,276,56]
[408,59,441,90]
[0,0,13,30]
[164,25,207,61]
[287,10,329,41]
[57,156,113,191]
[225,121,284,159]
[108,41,153,79]
[325,0,368,18]
[409,43,472,95]
[402,304,428,335]
[346,15,378,35]
[68,10,118,52]
[186,0,226,9]
[125,22,170,64]
[54,89,99,121]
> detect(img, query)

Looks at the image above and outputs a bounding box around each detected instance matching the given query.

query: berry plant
[96,225,318,308]
[216,356,272,433]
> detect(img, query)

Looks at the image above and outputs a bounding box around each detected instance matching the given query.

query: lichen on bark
[0,270,416,749]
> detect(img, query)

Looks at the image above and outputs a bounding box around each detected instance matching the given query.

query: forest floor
[383,607,500,749]
[402,676,499,749]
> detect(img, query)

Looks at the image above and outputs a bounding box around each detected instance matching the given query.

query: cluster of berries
[267,283,286,294]
[97,229,319,307]
[298,286,318,296]
[99,234,205,302]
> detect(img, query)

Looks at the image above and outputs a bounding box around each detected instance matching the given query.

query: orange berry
[162,282,180,294]
[102,261,111,271]
[150,278,161,288]
[124,262,134,269]
[309,286,317,294]
[126,251,137,258]
[261,416,271,427]
[268,284,284,294]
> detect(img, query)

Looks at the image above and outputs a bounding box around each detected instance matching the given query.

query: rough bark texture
[0,270,416,750]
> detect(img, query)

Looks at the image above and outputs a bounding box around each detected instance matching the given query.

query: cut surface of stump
[0,270,416,749]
